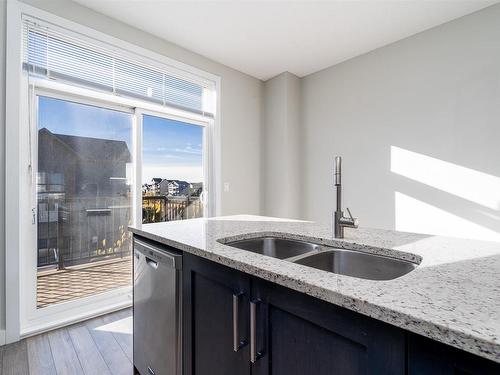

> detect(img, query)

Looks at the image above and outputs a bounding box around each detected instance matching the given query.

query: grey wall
[0,0,6,337]
[262,72,301,218]
[301,4,500,241]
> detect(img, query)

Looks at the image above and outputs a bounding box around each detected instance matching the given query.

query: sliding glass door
[36,96,134,309]
[29,93,211,331]
[141,114,206,224]
[13,10,218,338]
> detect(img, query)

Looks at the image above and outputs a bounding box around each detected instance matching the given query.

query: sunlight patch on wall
[391,146,500,210]
[395,192,500,242]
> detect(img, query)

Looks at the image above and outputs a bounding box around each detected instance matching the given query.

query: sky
[38,96,204,183]
[142,114,203,183]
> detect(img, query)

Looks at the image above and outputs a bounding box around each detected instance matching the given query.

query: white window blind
[22,17,216,117]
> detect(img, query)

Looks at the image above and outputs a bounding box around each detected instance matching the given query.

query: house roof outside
[40,128,131,163]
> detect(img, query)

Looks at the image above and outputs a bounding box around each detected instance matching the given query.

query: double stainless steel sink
[225,237,321,260]
[223,237,417,281]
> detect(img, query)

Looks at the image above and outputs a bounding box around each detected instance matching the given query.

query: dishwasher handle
[145,257,158,269]
[134,238,182,270]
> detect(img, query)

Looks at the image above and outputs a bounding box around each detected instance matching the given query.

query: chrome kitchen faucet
[333,156,359,238]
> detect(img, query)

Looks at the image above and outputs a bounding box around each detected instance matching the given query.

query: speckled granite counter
[129,215,500,363]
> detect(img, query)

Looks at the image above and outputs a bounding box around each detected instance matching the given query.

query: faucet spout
[334,156,342,186]
[333,156,359,238]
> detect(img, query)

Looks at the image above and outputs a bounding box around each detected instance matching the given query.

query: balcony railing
[37,195,132,270]
[142,195,203,223]
[37,194,203,269]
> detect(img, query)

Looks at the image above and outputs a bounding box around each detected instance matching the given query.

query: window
[6,4,220,337]
[141,114,205,223]
[23,17,216,116]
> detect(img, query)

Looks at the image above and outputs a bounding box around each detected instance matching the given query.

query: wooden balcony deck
[37,257,132,308]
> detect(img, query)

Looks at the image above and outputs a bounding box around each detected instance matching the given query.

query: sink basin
[224,237,320,259]
[293,249,417,280]
[222,235,418,280]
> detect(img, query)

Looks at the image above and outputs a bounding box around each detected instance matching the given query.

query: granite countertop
[129,215,500,363]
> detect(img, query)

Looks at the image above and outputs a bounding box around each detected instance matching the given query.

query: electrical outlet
[224,182,230,192]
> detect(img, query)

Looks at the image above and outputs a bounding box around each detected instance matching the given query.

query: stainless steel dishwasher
[133,237,182,375]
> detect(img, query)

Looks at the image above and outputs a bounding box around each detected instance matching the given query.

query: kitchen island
[129,215,500,374]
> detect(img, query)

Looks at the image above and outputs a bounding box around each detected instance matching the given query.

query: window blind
[22,17,216,117]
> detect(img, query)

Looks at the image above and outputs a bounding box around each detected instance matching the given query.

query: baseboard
[0,329,6,346]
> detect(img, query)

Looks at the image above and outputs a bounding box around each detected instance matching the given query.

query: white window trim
[6,0,221,342]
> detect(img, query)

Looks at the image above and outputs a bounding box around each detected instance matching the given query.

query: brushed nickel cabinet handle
[233,292,247,352]
[250,299,262,363]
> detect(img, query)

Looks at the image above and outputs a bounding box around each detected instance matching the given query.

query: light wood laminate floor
[0,308,133,375]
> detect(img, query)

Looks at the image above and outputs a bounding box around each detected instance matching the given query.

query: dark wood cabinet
[183,253,251,375]
[182,253,500,375]
[129,229,500,375]
[250,278,405,375]
[182,253,500,374]
[183,254,405,375]
[407,333,500,375]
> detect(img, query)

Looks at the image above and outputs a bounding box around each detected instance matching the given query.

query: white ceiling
[74,0,499,81]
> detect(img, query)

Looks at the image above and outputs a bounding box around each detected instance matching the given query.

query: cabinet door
[408,333,500,375]
[250,279,405,375]
[183,253,251,375]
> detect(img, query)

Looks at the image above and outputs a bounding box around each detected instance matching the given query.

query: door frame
[20,84,137,338]
[18,78,216,338]
[6,0,221,342]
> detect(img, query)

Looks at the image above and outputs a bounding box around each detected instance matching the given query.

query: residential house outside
[37,128,132,269]
[142,178,203,223]
[158,179,189,196]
